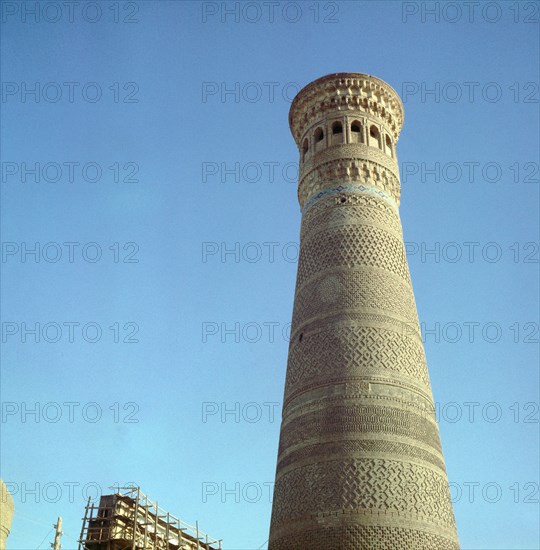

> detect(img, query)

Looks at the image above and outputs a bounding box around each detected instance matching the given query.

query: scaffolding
[78,485,222,550]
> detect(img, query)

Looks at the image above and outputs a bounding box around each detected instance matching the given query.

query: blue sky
[1,1,538,548]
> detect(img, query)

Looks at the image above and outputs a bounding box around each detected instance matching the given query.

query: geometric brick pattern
[271,458,456,525]
[296,223,411,288]
[277,403,442,455]
[268,73,460,549]
[285,325,431,390]
[270,525,460,550]
[303,189,399,226]
[277,439,447,472]
[291,274,419,336]
[301,195,402,239]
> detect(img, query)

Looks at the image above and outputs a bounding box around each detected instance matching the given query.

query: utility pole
[52,517,62,550]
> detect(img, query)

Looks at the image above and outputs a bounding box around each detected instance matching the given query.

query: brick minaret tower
[268,73,459,549]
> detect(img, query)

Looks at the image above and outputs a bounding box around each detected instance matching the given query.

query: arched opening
[350,121,362,143]
[332,121,343,134]
[314,127,325,151]
[385,135,393,157]
[331,121,343,144]
[369,125,381,149]
[302,138,309,162]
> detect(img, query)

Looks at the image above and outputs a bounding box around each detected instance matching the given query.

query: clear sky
[1,1,539,548]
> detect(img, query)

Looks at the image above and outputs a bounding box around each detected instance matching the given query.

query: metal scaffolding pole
[143,496,149,549]
[78,497,92,550]
[165,512,170,549]
[132,487,140,550]
[177,519,184,549]
[154,500,159,550]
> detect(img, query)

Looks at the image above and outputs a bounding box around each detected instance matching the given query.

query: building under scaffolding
[78,485,221,550]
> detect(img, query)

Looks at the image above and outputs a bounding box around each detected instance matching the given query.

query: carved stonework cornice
[299,157,401,207]
[302,142,399,178]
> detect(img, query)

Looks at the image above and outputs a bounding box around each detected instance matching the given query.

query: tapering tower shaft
[268,74,459,549]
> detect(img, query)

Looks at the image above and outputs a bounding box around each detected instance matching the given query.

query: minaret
[268,73,459,549]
